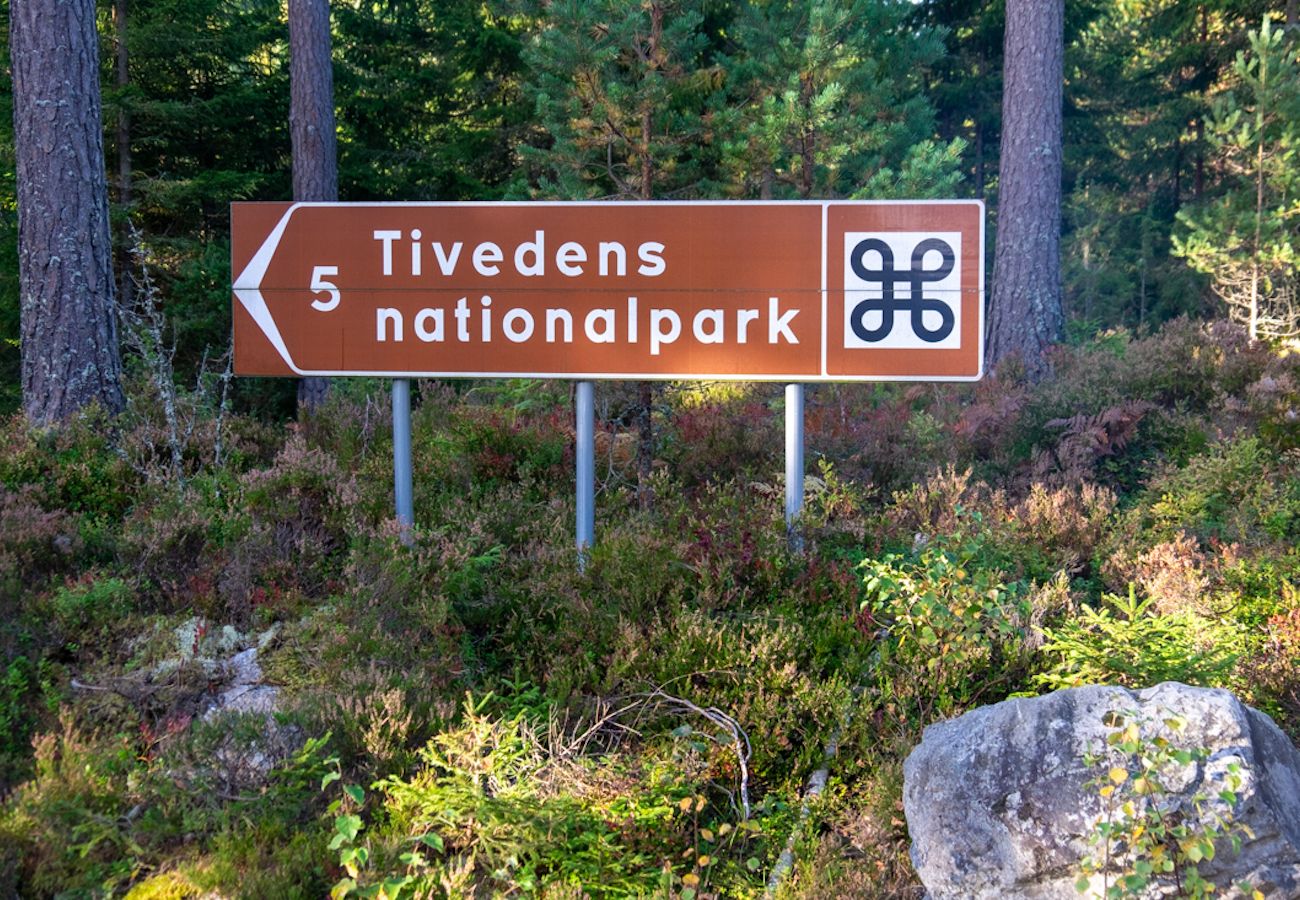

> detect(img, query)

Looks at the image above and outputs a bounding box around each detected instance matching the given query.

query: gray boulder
[903,683,1300,898]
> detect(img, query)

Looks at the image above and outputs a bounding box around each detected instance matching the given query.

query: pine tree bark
[986,0,1065,381]
[634,1,664,513]
[11,0,125,426]
[289,0,337,411]
[114,0,134,312]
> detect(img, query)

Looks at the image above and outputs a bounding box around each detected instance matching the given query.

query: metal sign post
[575,380,595,569]
[392,378,414,543]
[785,383,805,552]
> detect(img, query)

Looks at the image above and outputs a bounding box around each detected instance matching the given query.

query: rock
[903,683,1300,899]
[203,646,280,720]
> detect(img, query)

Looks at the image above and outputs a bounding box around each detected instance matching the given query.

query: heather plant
[0,485,80,601]
[1009,481,1117,581]
[222,435,363,622]
[1240,356,1300,450]
[117,476,237,614]
[664,394,780,487]
[1117,532,1213,617]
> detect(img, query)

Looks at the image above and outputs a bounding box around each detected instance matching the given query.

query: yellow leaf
[683,873,700,888]
[679,797,694,812]
[700,829,714,842]
[718,823,733,836]
[698,855,712,867]
[1108,767,1129,785]
[1099,785,1115,798]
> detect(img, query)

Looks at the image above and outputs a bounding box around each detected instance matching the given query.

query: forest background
[1,1,1300,898]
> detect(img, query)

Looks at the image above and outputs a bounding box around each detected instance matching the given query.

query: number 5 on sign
[311,265,340,312]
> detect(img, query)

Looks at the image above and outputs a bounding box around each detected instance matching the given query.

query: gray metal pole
[785,383,805,552]
[392,378,414,543]
[575,380,595,568]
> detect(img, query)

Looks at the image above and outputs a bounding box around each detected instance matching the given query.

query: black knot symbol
[849,237,956,343]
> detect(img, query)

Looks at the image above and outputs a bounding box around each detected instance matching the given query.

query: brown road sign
[232,200,983,381]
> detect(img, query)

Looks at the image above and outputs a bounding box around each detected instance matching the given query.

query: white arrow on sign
[233,203,305,374]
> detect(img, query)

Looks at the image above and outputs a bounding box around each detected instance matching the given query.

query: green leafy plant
[1076,710,1262,899]
[1036,586,1240,691]
[47,575,133,638]
[860,534,1030,719]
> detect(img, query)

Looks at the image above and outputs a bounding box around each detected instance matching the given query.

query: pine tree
[1175,15,1300,340]
[1061,1,1270,329]
[333,0,525,201]
[986,0,1066,380]
[721,0,960,201]
[520,0,722,510]
[519,0,719,202]
[10,0,125,424]
[289,0,337,412]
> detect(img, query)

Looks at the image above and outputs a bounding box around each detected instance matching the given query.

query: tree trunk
[288,0,337,412]
[798,73,815,199]
[986,0,1065,381]
[634,1,664,513]
[114,0,134,312]
[11,0,125,426]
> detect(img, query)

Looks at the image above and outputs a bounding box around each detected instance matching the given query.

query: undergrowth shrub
[665,396,778,486]
[0,718,141,897]
[1239,595,1300,740]
[605,606,859,788]
[962,321,1272,488]
[117,476,237,615]
[367,699,665,896]
[806,384,957,493]
[1008,481,1117,581]
[0,486,80,601]
[1104,532,1213,617]
[1077,709,1258,899]
[327,694,789,899]
[0,409,138,522]
[44,574,134,641]
[859,534,1031,722]
[1036,587,1242,691]
[884,472,1108,584]
[453,408,568,496]
[1240,356,1300,450]
[1138,438,1300,548]
[675,480,792,611]
[222,435,362,623]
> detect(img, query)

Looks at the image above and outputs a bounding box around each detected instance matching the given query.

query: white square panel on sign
[842,231,962,351]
